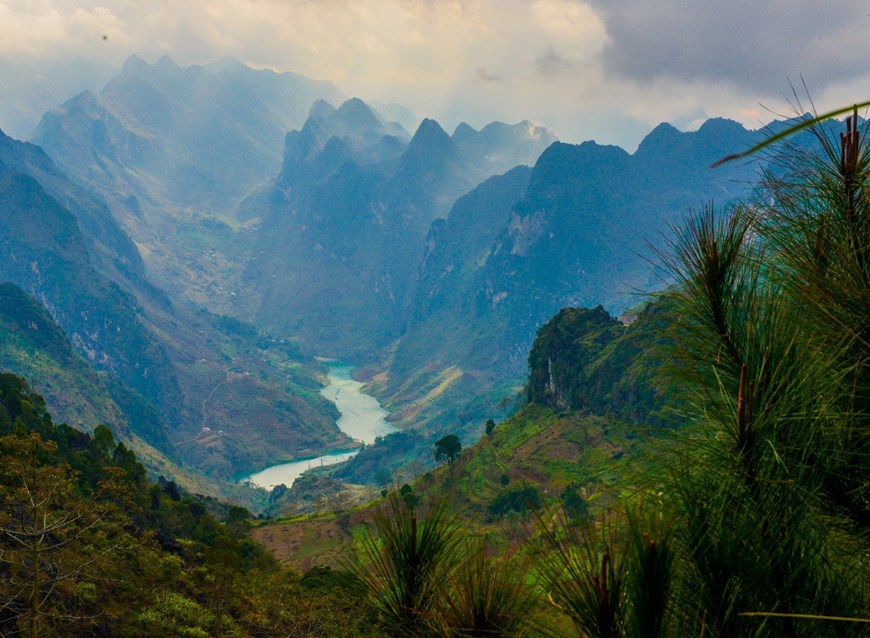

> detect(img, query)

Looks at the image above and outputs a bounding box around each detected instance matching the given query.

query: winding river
[241,363,395,489]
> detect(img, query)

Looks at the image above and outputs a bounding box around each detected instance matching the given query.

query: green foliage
[534,504,676,638]
[346,489,542,637]
[560,485,592,526]
[0,432,129,637]
[133,591,228,638]
[485,418,496,436]
[399,483,420,510]
[655,111,870,635]
[437,539,538,638]
[624,507,674,638]
[435,433,463,469]
[0,372,379,636]
[488,481,543,519]
[335,429,426,484]
[346,492,462,636]
[536,512,627,638]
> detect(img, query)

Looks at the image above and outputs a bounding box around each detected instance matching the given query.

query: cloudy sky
[2,0,869,149]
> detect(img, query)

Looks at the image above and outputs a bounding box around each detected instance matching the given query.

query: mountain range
[366,118,761,442]
[0,53,778,497]
[241,98,556,356]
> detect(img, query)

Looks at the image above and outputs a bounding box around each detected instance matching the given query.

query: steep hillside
[242,103,555,358]
[0,282,132,439]
[0,157,181,449]
[253,303,671,567]
[0,130,353,481]
[527,304,671,425]
[371,118,761,435]
[0,130,144,282]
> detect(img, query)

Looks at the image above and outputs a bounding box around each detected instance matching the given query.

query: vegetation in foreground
[0,373,381,637]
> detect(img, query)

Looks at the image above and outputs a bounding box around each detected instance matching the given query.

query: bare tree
[0,434,127,637]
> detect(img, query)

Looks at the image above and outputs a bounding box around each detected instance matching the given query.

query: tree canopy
[434,434,462,469]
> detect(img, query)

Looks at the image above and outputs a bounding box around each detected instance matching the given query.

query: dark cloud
[592,0,870,91]
[536,46,572,76]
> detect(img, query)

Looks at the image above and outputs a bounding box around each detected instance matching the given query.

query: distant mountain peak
[634,122,683,156]
[121,54,148,76]
[696,117,749,140]
[155,54,180,71]
[452,122,478,143]
[478,121,510,135]
[204,55,249,75]
[57,89,101,116]
[333,98,383,130]
[308,99,336,119]
[396,118,457,183]
[282,116,331,169]
[410,118,451,147]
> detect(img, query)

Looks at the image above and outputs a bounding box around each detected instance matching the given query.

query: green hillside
[253,301,669,566]
[0,372,379,637]
[0,282,131,438]
[0,282,272,502]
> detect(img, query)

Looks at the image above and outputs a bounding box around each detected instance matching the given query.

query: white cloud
[0,0,868,149]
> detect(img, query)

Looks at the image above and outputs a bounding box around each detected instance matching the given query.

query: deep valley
[0,45,867,637]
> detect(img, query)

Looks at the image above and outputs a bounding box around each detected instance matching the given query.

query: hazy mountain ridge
[33,54,346,217]
[0,57,117,140]
[0,129,146,284]
[30,55,348,317]
[243,101,557,358]
[0,127,355,481]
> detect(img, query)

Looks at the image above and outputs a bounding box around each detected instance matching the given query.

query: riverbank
[241,363,395,489]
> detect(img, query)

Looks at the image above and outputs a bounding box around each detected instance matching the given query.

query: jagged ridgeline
[367,118,764,436]
[242,98,556,357]
[32,54,346,217]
